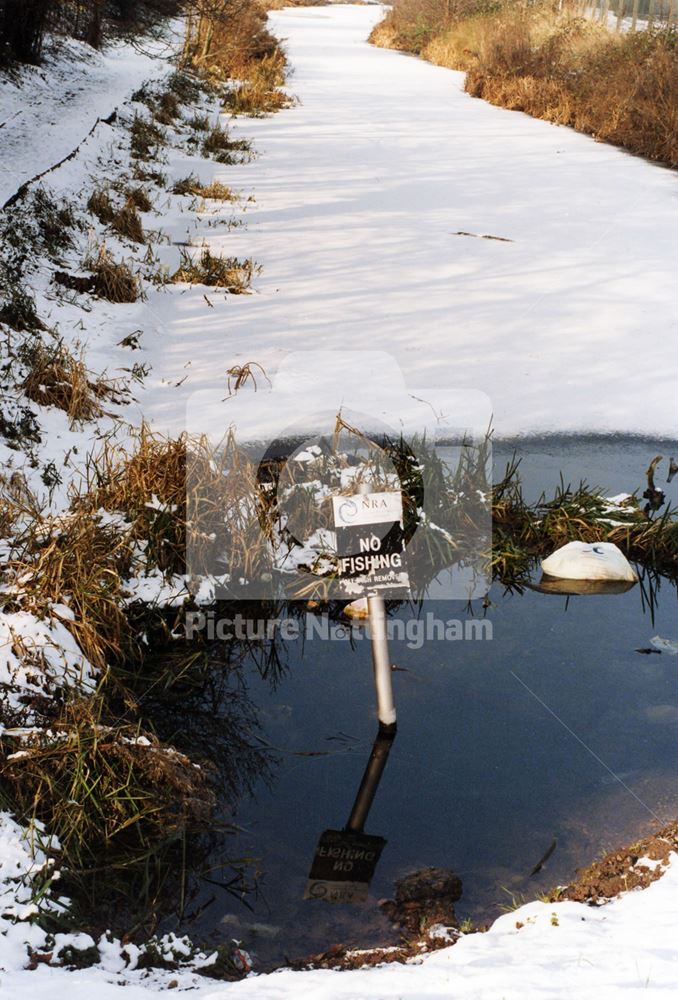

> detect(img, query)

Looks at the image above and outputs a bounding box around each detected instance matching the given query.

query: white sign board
[332,492,410,596]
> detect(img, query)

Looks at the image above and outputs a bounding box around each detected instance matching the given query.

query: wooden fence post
[616,0,626,30]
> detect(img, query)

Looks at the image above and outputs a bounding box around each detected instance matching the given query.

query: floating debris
[451,230,514,242]
[650,636,678,656]
[541,541,637,583]
[529,838,557,877]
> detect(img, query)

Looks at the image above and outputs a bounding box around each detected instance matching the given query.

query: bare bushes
[371,0,678,166]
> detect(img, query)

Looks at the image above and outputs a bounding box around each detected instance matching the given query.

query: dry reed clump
[167,69,203,104]
[123,185,153,213]
[154,89,181,125]
[1,697,216,867]
[187,111,211,131]
[130,114,166,161]
[0,278,44,332]
[80,426,269,585]
[223,81,290,117]
[31,187,77,256]
[182,0,281,82]
[132,164,167,187]
[87,188,147,244]
[83,430,189,576]
[85,246,141,303]
[223,53,292,117]
[171,248,259,293]
[20,337,114,425]
[172,175,236,200]
[111,203,145,244]
[87,188,116,224]
[201,122,253,163]
[9,509,136,672]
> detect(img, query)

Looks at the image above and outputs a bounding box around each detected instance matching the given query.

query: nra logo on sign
[332,492,410,597]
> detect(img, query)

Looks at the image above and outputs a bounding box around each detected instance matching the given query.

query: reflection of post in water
[304,726,396,904]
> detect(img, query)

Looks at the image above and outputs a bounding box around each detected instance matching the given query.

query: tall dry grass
[181,0,291,116]
[371,0,678,166]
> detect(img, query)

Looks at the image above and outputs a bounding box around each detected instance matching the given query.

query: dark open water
[175,437,678,967]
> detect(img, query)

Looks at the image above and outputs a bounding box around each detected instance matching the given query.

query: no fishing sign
[332,491,410,596]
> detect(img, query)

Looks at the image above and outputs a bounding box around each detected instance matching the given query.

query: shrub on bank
[371,0,678,166]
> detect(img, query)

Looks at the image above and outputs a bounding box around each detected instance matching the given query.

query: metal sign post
[367,593,396,732]
[331,487,409,733]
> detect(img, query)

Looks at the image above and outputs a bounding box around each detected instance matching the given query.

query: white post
[648,0,655,27]
[367,595,396,730]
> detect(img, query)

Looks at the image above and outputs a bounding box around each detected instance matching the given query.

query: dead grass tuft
[154,89,181,125]
[21,337,114,425]
[167,69,203,104]
[112,202,146,244]
[1,697,215,867]
[223,82,290,117]
[171,248,259,293]
[187,112,210,132]
[9,509,136,671]
[130,114,166,161]
[0,278,44,331]
[87,188,115,224]
[223,52,292,117]
[85,246,141,303]
[123,185,153,213]
[32,187,77,255]
[132,164,167,187]
[201,122,253,163]
[172,175,236,200]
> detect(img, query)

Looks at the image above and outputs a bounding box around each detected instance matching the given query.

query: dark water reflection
[180,437,678,968]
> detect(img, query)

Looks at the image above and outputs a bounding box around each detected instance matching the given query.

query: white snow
[134,4,678,442]
[0,610,97,719]
[0,29,180,205]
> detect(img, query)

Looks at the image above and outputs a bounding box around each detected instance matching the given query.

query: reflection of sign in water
[304,829,387,904]
[304,729,395,904]
[332,492,409,595]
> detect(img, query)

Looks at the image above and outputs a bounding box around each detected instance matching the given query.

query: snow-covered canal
[140,3,678,440]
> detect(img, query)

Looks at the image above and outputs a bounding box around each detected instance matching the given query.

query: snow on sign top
[332,492,403,528]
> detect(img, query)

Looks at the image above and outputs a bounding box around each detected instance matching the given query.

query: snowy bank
[3,813,678,998]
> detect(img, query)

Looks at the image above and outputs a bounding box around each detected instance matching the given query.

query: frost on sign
[332,491,410,597]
